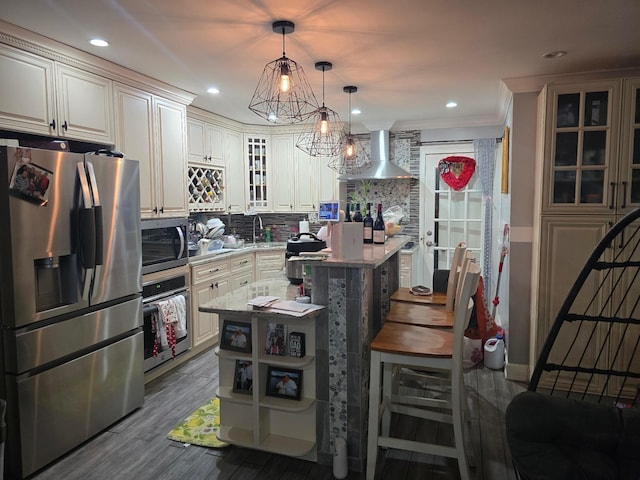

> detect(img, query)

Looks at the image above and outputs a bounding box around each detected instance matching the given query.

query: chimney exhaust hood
[338,130,415,180]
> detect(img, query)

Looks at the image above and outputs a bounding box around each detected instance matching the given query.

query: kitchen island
[308,234,409,471]
[199,235,409,471]
[199,277,325,460]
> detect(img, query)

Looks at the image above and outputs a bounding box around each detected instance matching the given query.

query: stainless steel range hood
[338,130,415,180]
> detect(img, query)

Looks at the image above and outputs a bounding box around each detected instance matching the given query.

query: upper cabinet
[620,78,640,212]
[154,97,188,218]
[224,129,245,213]
[251,131,338,214]
[246,135,270,212]
[187,118,223,165]
[115,83,188,218]
[0,44,114,144]
[539,79,640,215]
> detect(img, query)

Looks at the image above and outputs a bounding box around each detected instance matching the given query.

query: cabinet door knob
[62,120,68,131]
[49,119,56,130]
[153,206,158,214]
[160,206,164,214]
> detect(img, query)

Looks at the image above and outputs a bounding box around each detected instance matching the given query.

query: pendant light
[248,20,318,124]
[296,61,343,157]
[328,86,371,174]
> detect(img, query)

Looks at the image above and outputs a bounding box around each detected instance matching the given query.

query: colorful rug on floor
[167,397,229,448]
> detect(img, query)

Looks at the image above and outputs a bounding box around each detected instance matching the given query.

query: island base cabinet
[214,311,318,461]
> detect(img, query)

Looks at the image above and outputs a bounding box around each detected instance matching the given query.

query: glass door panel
[550,88,611,207]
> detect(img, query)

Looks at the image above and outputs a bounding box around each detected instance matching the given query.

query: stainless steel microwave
[141,217,188,274]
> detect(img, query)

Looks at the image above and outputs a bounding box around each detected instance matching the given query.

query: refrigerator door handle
[176,226,186,260]
[77,162,97,269]
[85,161,104,266]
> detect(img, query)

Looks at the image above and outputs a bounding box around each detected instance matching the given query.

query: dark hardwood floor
[32,348,526,480]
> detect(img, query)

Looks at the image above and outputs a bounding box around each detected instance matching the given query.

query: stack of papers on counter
[247,296,279,308]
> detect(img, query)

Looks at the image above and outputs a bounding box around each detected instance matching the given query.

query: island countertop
[302,234,410,269]
[198,276,323,318]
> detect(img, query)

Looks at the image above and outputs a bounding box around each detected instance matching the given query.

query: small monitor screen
[318,201,339,221]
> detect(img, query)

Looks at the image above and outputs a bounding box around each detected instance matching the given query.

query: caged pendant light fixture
[248,20,318,124]
[296,61,344,157]
[328,86,371,174]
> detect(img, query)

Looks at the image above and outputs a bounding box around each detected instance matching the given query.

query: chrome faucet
[252,214,263,244]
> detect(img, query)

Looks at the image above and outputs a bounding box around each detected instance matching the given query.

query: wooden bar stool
[386,250,475,329]
[390,243,466,310]
[366,262,481,480]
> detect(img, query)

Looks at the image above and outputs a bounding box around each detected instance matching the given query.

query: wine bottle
[373,203,386,244]
[363,203,373,243]
[345,202,352,222]
[353,203,363,222]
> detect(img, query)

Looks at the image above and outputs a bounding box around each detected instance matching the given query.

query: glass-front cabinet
[246,136,269,211]
[621,78,640,210]
[542,78,640,215]
[543,81,620,213]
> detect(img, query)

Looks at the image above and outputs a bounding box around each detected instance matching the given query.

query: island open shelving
[201,278,323,461]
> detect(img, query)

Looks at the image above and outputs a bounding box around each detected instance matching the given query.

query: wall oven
[141,217,188,275]
[142,266,190,372]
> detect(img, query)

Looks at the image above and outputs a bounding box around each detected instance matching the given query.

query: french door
[418,143,482,287]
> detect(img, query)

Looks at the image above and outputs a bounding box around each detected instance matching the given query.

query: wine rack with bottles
[188,165,225,212]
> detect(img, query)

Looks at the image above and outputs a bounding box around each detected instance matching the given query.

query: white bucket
[484,335,505,370]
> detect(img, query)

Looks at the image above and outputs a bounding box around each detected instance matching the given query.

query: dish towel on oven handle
[172,295,187,339]
[155,298,178,359]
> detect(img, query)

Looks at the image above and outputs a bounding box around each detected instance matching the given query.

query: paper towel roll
[299,220,310,233]
[333,436,348,479]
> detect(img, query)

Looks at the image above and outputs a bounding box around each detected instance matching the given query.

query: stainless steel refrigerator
[0,145,144,478]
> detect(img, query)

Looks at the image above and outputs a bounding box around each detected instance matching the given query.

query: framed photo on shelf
[265,322,287,355]
[220,320,251,353]
[232,360,253,394]
[265,366,302,401]
[288,332,306,358]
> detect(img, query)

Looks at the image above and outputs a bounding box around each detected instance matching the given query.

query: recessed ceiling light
[207,87,220,95]
[446,101,458,108]
[542,50,567,59]
[351,108,362,115]
[89,38,108,47]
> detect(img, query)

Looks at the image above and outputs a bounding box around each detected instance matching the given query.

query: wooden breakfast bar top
[390,287,447,305]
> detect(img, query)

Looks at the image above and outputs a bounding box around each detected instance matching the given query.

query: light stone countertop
[188,242,286,266]
[198,276,323,319]
[303,234,411,269]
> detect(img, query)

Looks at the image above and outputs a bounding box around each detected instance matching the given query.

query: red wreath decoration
[438,156,476,190]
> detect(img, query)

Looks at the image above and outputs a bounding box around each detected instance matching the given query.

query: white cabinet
[187,118,223,165]
[246,135,270,211]
[255,250,285,280]
[113,83,154,214]
[229,252,255,290]
[262,132,333,214]
[317,158,339,202]
[190,258,231,347]
[153,97,188,218]
[0,44,55,135]
[215,309,318,459]
[55,63,114,143]
[400,251,414,288]
[295,146,318,212]
[224,129,245,213]
[115,84,188,218]
[0,44,114,143]
[271,134,295,212]
[533,77,640,388]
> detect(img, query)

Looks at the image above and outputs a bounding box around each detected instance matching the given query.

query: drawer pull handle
[209,268,219,273]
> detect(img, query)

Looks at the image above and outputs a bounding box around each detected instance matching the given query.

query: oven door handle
[176,226,186,260]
